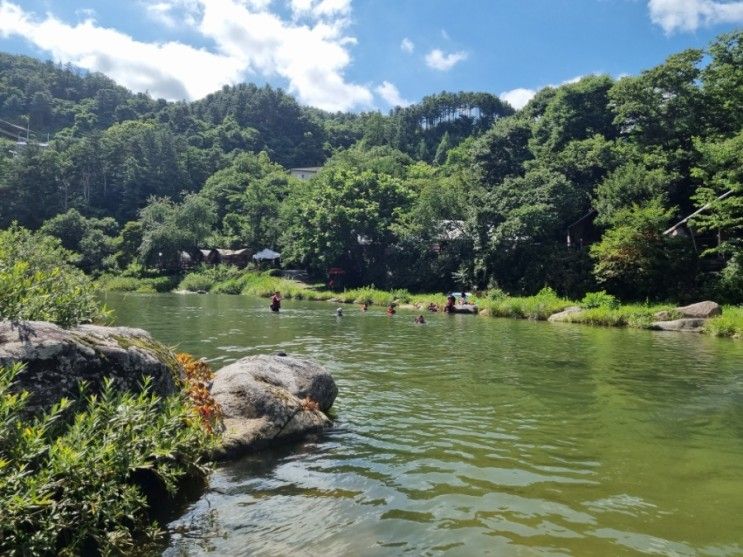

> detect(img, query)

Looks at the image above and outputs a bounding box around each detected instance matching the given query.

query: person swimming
[386,303,396,316]
[270,291,282,312]
[415,315,425,324]
[336,307,343,317]
[360,302,369,311]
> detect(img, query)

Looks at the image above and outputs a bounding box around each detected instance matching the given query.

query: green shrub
[96,275,140,292]
[0,363,213,556]
[179,273,215,292]
[480,287,571,320]
[704,307,743,338]
[581,290,620,309]
[211,278,243,295]
[0,224,103,326]
[147,275,179,293]
[97,275,177,293]
[487,288,507,300]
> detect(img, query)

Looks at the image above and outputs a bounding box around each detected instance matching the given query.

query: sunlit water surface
[103,293,743,557]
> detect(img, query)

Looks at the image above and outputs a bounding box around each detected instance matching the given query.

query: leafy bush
[97,274,178,293]
[179,273,215,293]
[703,307,743,338]
[0,224,103,326]
[487,288,507,300]
[178,265,243,292]
[480,287,571,320]
[581,290,620,309]
[0,363,214,556]
[211,278,243,295]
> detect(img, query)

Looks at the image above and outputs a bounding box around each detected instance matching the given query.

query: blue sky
[0,0,741,111]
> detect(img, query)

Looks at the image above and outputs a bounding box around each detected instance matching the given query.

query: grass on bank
[703,306,743,338]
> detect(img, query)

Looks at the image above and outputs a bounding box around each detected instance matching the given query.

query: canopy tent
[253,248,281,261]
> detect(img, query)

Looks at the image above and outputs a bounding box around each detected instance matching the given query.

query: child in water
[386,304,396,316]
[415,315,425,324]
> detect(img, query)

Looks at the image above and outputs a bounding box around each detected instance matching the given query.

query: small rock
[653,310,672,321]
[548,306,583,322]
[675,301,721,319]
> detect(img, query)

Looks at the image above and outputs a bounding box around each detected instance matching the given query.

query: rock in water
[548,306,583,322]
[675,301,722,319]
[0,321,180,415]
[210,354,337,459]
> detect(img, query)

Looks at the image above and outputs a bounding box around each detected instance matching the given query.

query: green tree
[0,224,102,325]
[138,195,217,269]
[590,199,695,300]
[281,165,415,284]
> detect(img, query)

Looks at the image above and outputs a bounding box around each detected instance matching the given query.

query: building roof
[253,248,281,260]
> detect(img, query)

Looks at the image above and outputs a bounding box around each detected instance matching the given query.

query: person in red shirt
[270,291,282,312]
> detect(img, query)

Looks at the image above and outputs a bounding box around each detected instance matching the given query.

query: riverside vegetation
[0,226,220,555]
[97,264,743,339]
[1,31,742,309]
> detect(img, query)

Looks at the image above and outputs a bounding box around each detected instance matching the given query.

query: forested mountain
[1,31,741,302]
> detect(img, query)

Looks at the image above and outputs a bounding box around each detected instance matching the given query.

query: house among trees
[192,248,250,268]
[289,167,321,180]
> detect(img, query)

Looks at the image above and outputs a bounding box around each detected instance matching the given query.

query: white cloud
[0,0,373,111]
[499,74,591,110]
[400,37,414,53]
[290,0,351,19]
[425,48,467,71]
[648,0,743,32]
[499,88,537,110]
[144,0,201,28]
[375,81,410,107]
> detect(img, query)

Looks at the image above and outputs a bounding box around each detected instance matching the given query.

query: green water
[103,293,743,556]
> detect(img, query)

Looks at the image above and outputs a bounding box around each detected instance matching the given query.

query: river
[103,292,743,556]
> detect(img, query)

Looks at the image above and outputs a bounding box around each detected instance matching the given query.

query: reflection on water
[103,293,743,556]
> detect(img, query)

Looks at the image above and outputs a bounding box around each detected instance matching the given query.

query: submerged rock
[548,306,583,322]
[0,321,180,414]
[210,354,337,459]
[650,318,707,332]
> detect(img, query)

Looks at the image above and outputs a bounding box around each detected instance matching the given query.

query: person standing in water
[270,291,282,312]
[386,304,396,316]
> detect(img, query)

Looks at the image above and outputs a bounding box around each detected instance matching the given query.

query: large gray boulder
[210,354,337,459]
[0,321,181,415]
[548,306,583,322]
[650,318,707,332]
[675,301,722,319]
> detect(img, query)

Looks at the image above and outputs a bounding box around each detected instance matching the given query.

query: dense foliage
[0,364,213,556]
[1,30,742,302]
[0,225,102,325]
